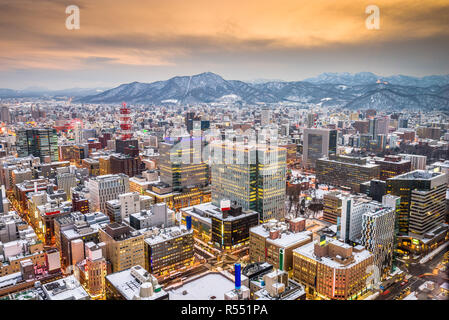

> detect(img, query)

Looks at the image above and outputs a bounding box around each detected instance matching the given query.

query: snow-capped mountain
[76,72,449,110]
[3,72,449,111]
[304,72,449,87]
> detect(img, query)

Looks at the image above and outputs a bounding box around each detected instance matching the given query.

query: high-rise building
[261,107,271,126]
[211,141,286,222]
[316,154,380,192]
[302,128,337,169]
[386,170,447,236]
[323,191,344,225]
[110,153,142,177]
[368,116,389,139]
[16,128,59,162]
[159,136,208,192]
[339,195,382,244]
[360,206,396,280]
[0,106,11,123]
[87,174,130,214]
[375,155,411,181]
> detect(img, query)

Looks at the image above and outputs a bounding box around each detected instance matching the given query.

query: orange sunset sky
[0,0,448,89]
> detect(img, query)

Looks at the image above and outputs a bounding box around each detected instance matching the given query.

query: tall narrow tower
[119,102,132,140]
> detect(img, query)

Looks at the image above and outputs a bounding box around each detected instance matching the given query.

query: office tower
[307,113,317,128]
[292,237,374,300]
[302,128,337,169]
[56,172,77,200]
[110,153,142,177]
[375,155,412,180]
[144,225,194,275]
[74,121,82,144]
[360,206,396,280]
[16,128,59,162]
[99,222,145,273]
[353,120,369,134]
[99,156,111,175]
[376,117,390,135]
[185,111,197,133]
[71,144,88,165]
[417,126,442,140]
[159,136,208,192]
[369,116,389,139]
[87,174,130,214]
[376,134,387,151]
[261,107,270,126]
[368,118,376,138]
[360,179,387,202]
[386,170,447,237]
[249,219,312,271]
[115,139,138,155]
[210,203,259,250]
[0,186,4,214]
[339,195,382,244]
[211,141,286,222]
[323,191,344,224]
[0,106,11,123]
[316,154,380,192]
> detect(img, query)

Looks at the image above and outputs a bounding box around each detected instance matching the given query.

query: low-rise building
[105,265,168,300]
[249,218,312,272]
[292,237,374,300]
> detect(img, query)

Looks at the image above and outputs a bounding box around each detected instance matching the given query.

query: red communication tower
[119,102,132,140]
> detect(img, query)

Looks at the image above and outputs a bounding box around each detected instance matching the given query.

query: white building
[340,195,382,244]
[87,174,130,214]
[56,172,77,200]
[399,154,427,171]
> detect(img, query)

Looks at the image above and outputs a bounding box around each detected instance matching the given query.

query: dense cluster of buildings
[0,101,447,300]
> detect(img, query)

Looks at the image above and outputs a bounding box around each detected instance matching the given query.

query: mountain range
[2,72,449,111]
[0,87,109,99]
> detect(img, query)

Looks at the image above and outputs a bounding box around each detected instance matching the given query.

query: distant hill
[75,72,449,111]
[3,71,449,111]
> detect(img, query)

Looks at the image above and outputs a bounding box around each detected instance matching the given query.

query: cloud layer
[0,0,448,89]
